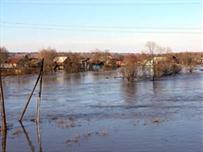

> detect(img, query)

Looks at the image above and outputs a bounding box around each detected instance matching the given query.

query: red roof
[7,57,22,64]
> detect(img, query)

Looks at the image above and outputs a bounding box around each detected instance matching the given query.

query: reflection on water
[152,81,160,96]
[36,122,43,152]
[1,130,7,152]
[1,71,203,152]
[121,81,137,105]
[20,122,35,152]
[9,122,43,152]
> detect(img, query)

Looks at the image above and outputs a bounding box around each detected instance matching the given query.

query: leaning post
[19,59,43,122]
[0,67,7,133]
[36,59,44,123]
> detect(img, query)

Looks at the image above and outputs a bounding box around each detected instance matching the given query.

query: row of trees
[38,49,120,73]
[122,41,202,81]
[1,44,202,78]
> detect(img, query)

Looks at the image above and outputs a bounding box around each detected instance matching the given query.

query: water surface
[1,71,203,152]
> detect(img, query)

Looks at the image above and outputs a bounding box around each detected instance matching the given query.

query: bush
[122,54,139,81]
[64,53,81,73]
[38,48,57,72]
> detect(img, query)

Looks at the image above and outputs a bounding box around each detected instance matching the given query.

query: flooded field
[1,71,203,152]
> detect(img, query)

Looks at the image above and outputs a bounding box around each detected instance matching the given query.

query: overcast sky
[0,0,202,52]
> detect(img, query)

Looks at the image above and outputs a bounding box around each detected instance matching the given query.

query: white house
[53,56,67,65]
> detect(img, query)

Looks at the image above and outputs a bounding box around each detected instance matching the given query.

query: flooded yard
[1,71,203,152]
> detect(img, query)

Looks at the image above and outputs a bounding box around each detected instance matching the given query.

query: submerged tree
[180,53,195,73]
[122,54,139,82]
[145,41,157,81]
[0,47,9,64]
[64,53,81,73]
[144,42,181,79]
[38,48,57,72]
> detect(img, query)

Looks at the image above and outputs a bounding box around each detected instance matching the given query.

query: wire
[1,1,201,5]
[0,22,201,34]
[0,21,201,30]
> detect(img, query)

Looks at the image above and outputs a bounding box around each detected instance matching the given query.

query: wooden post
[36,59,44,123]
[19,59,44,122]
[0,67,7,132]
[0,67,7,152]
[152,57,155,81]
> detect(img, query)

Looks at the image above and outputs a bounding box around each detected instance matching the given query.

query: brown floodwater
[0,70,203,152]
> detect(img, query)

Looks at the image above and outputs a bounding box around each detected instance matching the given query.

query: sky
[0,0,202,52]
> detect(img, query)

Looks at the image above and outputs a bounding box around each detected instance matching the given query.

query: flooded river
[1,71,203,152]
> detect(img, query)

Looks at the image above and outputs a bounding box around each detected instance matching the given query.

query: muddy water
[1,71,203,152]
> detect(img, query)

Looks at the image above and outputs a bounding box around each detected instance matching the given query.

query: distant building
[89,60,104,71]
[4,57,22,68]
[0,63,14,69]
[144,57,168,67]
[142,56,181,77]
[53,56,68,70]
[80,58,90,71]
[201,57,203,64]
[116,60,125,67]
[54,56,68,64]
[92,63,103,71]
[28,58,41,68]
[141,57,168,77]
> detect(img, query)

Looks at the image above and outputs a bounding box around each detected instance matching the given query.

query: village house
[80,58,90,72]
[144,57,168,66]
[90,60,104,71]
[53,56,68,70]
[116,60,125,67]
[142,56,180,77]
[2,57,22,69]
[28,57,42,68]
[200,57,203,64]
[110,54,125,67]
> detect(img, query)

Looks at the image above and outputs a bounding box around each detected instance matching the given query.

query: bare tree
[180,53,195,73]
[64,53,81,73]
[145,42,175,79]
[38,48,57,72]
[0,47,8,64]
[122,54,139,82]
[145,41,157,81]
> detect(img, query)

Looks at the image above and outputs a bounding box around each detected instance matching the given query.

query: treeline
[0,42,203,80]
[121,42,203,81]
